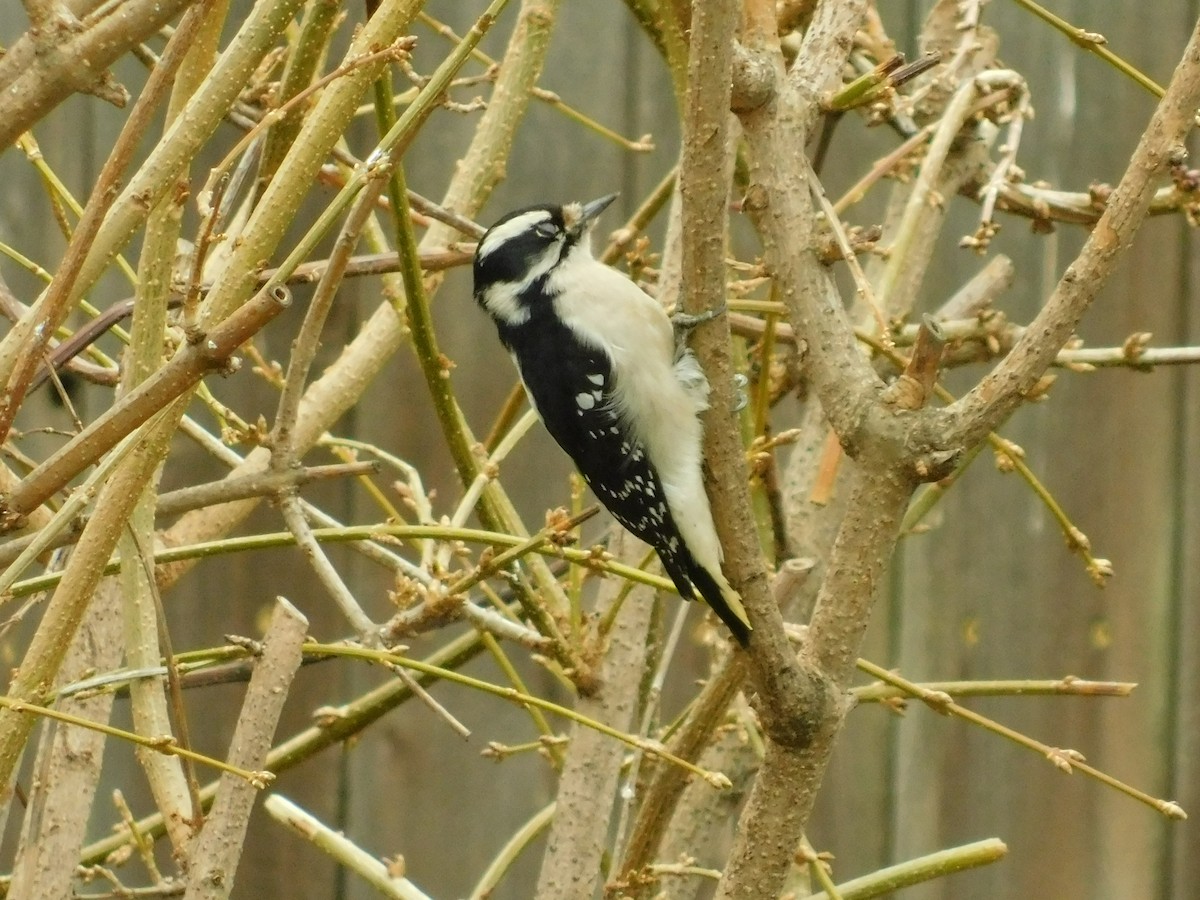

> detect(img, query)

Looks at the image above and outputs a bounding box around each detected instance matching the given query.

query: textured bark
[6,580,123,899]
[184,599,308,899]
[0,0,198,148]
[535,531,654,899]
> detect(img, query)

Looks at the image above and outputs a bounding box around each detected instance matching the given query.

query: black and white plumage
[472,194,752,645]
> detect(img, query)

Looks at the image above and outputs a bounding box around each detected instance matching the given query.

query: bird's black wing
[501,316,698,584]
[496,313,751,645]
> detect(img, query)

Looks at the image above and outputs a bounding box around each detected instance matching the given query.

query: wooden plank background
[0,2,1196,898]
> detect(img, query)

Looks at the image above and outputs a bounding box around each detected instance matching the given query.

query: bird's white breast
[550,260,703,474]
[549,252,725,574]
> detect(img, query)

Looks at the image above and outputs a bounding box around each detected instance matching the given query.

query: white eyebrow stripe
[477,210,554,259]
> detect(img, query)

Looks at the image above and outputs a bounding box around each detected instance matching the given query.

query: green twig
[479,633,566,768]
[468,802,556,900]
[78,624,492,865]
[856,659,1186,820]
[304,642,732,788]
[805,838,1008,900]
[853,671,1136,702]
[4,522,678,603]
[369,23,582,669]
[443,507,599,598]
[800,836,843,899]
[0,693,271,788]
[417,11,651,152]
[1008,0,1167,99]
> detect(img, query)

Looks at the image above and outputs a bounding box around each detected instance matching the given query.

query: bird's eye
[535,223,560,240]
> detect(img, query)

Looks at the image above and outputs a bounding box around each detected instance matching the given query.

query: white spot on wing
[576,392,596,410]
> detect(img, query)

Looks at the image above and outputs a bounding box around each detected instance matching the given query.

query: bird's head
[473,194,617,326]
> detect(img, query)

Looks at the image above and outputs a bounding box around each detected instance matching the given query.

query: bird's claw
[671,303,727,334]
[732,373,749,412]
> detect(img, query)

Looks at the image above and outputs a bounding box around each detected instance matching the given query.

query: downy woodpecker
[472,194,752,645]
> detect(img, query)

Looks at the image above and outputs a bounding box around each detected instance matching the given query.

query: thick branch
[676,0,829,746]
[738,1,880,453]
[718,465,914,899]
[0,0,213,444]
[0,287,290,527]
[804,466,914,684]
[0,0,197,148]
[534,532,653,898]
[618,655,746,885]
[5,580,123,899]
[716,739,831,900]
[673,9,746,596]
[938,16,1200,449]
[185,598,307,897]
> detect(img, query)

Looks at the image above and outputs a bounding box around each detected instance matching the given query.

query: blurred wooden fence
[0,1,1196,898]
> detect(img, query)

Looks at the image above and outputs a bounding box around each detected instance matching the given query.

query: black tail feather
[687,562,751,647]
[658,551,751,647]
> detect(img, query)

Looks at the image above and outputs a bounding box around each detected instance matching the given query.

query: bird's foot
[671,303,726,335]
[732,373,749,412]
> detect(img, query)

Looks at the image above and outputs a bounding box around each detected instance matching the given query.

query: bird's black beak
[579,193,618,226]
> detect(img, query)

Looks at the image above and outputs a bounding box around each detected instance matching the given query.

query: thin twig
[856,659,1186,820]
[308,642,731,788]
[78,627,491,866]
[3,523,682,605]
[0,463,378,570]
[0,694,272,788]
[270,141,402,468]
[264,794,433,900]
[469,802,556,900]
[0,285,292,528]
[278,494,378,642]
[1009,0,1171,99]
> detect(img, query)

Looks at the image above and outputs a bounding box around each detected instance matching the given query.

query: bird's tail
[688,561,752,646]
[660,550,752,646]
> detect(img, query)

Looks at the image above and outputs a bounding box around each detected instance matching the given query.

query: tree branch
[5,580,124,899]
[0,0,213,444]
[0,0,198,148]
[155,0,563,631]
[185,598,307,897]
[534,531,654,898]
[937,15,1200,449]
[617,654,746,889]
[0,285,292,528]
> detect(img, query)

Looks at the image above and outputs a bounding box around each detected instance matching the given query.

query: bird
[472,193,752,645]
